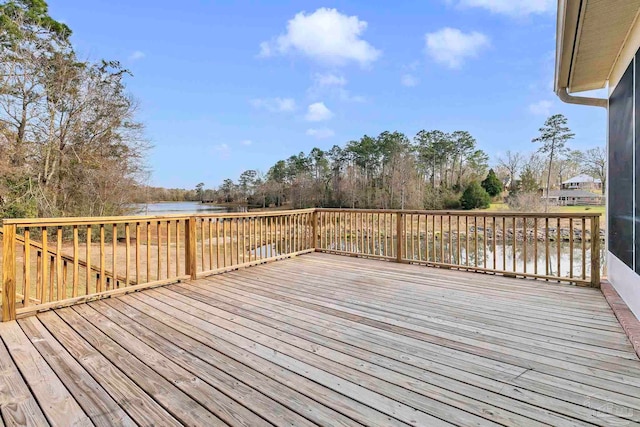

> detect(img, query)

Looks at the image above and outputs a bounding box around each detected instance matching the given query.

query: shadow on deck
[1,252,639,426]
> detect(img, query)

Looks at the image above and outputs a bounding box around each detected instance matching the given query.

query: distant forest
[152,124,605,211]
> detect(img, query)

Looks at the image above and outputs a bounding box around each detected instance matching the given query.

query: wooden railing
[1,208,602,321]
[1,209,314,321]
[315,209,602,287]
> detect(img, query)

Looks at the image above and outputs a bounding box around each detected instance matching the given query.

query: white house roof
[562,174,602,184]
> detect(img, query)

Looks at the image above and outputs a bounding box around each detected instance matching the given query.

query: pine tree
[481,169,503,197]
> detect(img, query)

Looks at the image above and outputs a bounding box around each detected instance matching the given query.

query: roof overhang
[555,0,640,94]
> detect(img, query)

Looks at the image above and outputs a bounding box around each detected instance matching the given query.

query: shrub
[481,169,503,197]
[506,192,544,213]
[460,181,491,210]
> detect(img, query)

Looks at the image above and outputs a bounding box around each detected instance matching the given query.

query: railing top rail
[314,208,602,218]
[2,208,316,227]
[1,207,600,227]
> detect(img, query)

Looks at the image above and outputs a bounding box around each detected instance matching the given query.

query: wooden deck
[1,252,639,426]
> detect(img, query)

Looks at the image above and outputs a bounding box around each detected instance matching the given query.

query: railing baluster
[556,218,561,281]
[502,217,506,271]
[49,256,55,301]
[135,223,141,285]
[24,227,31,307]
[512,217,516,273]
[157,221,162,280]
[175,220,180,275]
[474,216,478,268]
[465,216,469,266]
[56,226,63,300]
[523,217,527,274]
[590,216,601,287]
[569,218,574,280]
[100,225,105,292]
[36,250,42,302]
[492,217,496,270]
[534,218,538,275]
[201,218,206,270]
[72,226,78,296]
[113,224,118,289]
[166,221,171,278]
[86,225,92,295]
[125,223,131,287]
[209,219,214,269]
[482,216,486,269]
[545,218,550,277]
[581,217,587,280]
[145,222,151,283]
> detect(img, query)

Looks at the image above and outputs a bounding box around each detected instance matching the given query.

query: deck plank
[54,307,226,426]
[36,311,183,427]
[89,299,336,427]
[17,316,135,427]
[0,321,92,427]
[1,253,639,427]
[214,265,640,391]
[124,291,417,427]
[0,338,48,427]
[191,276,640,414]
[239,265,637,358]
[164,283,611,426]
[173,279,640,423]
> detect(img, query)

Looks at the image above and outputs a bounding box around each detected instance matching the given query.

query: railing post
[2,223,17,321]
[590,215,601,288]
[312,210,318,250]
[396,212,403,263]
[185,217,197,280]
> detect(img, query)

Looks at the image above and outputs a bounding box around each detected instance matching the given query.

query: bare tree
[578,147,606,194]
[497,150,523,191]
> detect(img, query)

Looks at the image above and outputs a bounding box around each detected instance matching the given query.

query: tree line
[190,115,605,211]
[0,0,147,218]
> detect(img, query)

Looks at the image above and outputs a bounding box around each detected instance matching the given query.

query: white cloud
[249,97,296,113]
[425,27,490,69]
[306,128,335,139]
[529,100,553,116]
[305,102,333,122]
[453,0,554,17]
[213,143,231,159]
[129,50,145,61]
[314,73,347,87]
[240,139,252,146]
[401,74,419,87]
[308,73,365,103]
[259,8,381,66]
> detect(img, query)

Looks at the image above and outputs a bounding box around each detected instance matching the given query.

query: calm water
[327,237,606,279]
[133,201,232,215]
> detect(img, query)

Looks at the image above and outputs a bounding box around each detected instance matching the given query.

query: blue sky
[48,0,606,189]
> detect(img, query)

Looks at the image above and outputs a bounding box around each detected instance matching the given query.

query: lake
[133,201,233,216]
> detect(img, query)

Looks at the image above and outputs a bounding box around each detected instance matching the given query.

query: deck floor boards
[1,252,640,426]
